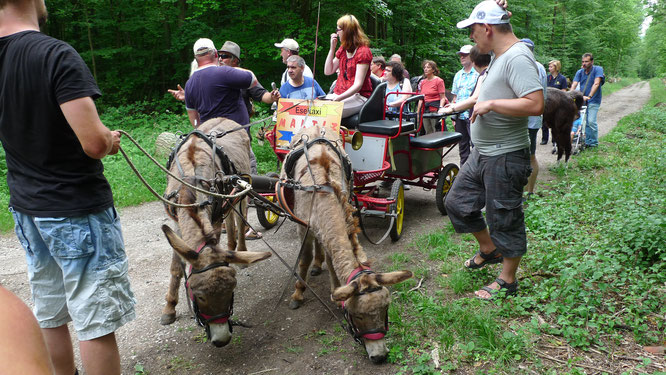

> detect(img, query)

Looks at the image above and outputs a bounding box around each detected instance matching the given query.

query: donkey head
[332,269,412,363]
[162,225,271,347]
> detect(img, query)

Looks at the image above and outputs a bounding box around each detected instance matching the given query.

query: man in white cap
[444,0,544,301]
[184,38,258,127]
[274,38,313,85]
[450,44,480,165]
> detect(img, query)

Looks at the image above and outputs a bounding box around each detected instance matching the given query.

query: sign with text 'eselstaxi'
[274,99,343,149]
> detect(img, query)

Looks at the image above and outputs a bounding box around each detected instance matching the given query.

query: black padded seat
[341,77,385,129]
[358,119,416,136]
[409,131,462,149]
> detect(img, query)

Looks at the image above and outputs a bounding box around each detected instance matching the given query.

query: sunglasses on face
[218,54,233,59]
[336,27,342,32]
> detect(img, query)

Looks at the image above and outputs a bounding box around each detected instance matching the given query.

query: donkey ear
[222,250,272,265]
[161,225,199,262]
[375,270,413,286]
[332,281,359,301]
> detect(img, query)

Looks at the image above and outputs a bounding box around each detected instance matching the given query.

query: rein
[117,130,252,209]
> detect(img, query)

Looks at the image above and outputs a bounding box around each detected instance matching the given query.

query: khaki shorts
[11,206,136,341]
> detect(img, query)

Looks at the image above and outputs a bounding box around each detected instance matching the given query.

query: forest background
[42,0,665,115]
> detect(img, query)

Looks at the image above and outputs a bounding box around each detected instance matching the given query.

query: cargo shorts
[444,148,532,258]
[11,206,136,341]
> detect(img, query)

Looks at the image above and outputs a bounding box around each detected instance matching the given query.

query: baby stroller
[572,105,587,155]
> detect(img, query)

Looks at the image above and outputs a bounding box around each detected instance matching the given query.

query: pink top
[418,76,447,111]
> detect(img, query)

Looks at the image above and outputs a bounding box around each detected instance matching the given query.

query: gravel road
[0,81,651,374]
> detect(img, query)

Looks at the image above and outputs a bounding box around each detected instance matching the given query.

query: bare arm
[0,286,54,375]
[60,97,118,159]
[444,74,486,114]
[570,81,579,91]
[333,63,369,101]
[471,89,544,123]
[261,89,280,104]
[584,77,602,101]
[187,109,200,128]
[324,34,340,76]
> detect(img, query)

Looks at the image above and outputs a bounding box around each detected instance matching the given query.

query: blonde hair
[548,60,561,73]
[337,14,370,52]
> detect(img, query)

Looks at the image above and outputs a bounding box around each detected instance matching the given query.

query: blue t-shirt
[185,65,253,124]
[547,73,567,90]
[279,76,325,100]
[574,65,604,105]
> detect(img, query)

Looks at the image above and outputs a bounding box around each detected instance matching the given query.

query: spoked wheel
[256,172,280,230]
[389,180,405,242]
[436,163,459,215]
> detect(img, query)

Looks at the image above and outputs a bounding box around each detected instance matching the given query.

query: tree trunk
[83,5,97,81]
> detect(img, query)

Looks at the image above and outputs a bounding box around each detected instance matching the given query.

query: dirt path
[0,81,651,374]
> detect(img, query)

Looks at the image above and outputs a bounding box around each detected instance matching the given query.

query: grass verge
[384,78,665,373]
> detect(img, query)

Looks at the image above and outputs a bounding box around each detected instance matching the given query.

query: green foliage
[36,0,649,112]
[386,82,665,371]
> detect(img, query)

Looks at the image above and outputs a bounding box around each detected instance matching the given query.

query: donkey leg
[225,209,238,252]
[323,249,343,307]
[161,252,184,325]
[290,232,314,310]
[235,199,248,252]
[310,240,325,276]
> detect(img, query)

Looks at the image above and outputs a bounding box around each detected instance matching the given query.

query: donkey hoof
[160,313,176,325]
[310,266,322,276]
[288,299,303,310]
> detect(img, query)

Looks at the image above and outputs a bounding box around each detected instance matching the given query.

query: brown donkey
[281,125,412,363]
[161,118,271,347]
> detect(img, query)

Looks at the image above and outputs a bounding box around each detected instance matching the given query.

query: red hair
[337,14,370,52]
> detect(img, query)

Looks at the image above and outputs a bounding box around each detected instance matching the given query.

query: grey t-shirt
[472,42,543,156]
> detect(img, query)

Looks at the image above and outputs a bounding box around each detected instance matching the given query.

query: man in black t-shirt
[0,1,135,374]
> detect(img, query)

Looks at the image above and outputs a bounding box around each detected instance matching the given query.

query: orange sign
[274,99,344,148]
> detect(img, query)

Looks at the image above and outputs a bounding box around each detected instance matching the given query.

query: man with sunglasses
[274,38,313,85]
[217,41,280,117]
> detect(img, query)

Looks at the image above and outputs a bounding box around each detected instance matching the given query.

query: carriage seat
[409,131,462,149]
[340,75,383,129]
[358,119,416,136]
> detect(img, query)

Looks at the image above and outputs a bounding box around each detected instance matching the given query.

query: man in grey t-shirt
[445,0,544,300]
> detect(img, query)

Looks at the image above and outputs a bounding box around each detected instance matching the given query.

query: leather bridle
[182,243,235,339]
[341,266,389,344]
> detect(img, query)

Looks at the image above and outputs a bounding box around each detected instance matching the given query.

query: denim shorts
[11,206,136,341]
[444,148,532,258]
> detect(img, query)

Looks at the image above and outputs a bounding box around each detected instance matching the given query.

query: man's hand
[495,0,512,17]
[470,100,493,123]
[109,130,121,155]
[583,96,590,102]
[271,89,281,102]
[168,84,185,101]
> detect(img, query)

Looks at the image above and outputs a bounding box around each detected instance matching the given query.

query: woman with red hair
[324,14,373,118]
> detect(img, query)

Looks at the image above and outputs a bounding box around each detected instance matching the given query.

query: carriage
[256,77,463,243]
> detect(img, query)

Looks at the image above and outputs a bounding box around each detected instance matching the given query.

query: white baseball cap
[193,38,216,56]
[457,1,511,29]
[456,45,473,55]
[274,38,299,52]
